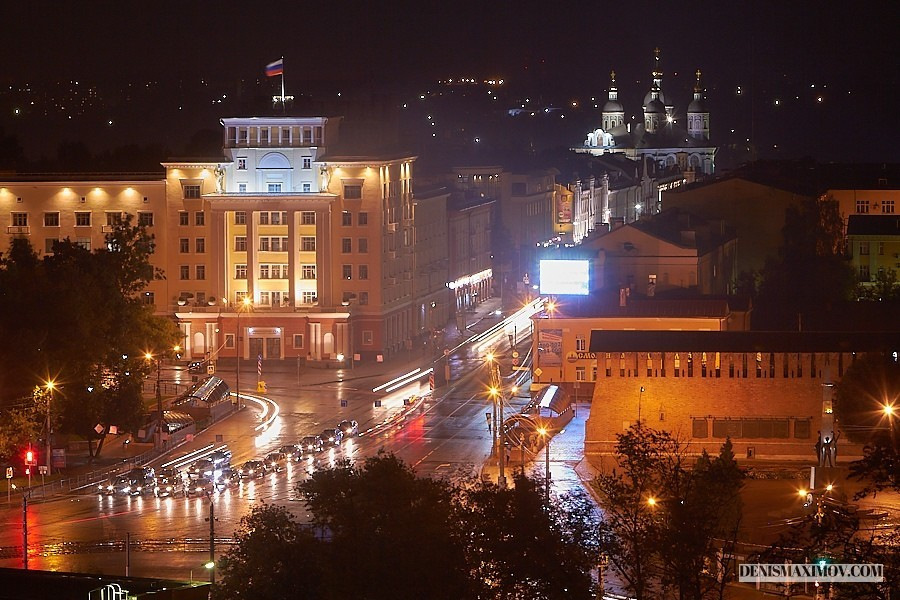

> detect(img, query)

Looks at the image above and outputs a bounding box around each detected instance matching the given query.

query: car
[265,451,287,472]
[320,428,343,446]
[187,458,215,479]
[188,360,205,373]
[184,476,220,497]
[239,460,267,479]
[337,419,359,437]
[279,444,301,461]
[299,435,324,455]
[99,471,155,496]
[207,448,232,467]
[155,467,184,497]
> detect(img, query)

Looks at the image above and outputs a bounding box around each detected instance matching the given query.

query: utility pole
[22,494,28,569]
[489,359,506,488]
[207,495,216,586]
[155,359,163,449]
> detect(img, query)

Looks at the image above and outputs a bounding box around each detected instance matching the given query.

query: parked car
[337,419,359,437]
[279,444,301,461]
[299,435,324,455]
[320,428,343,446]
[239,460,267,479]
[265,451,287,472]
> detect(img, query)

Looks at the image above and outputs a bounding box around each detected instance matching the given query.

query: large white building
[576,49,717,177]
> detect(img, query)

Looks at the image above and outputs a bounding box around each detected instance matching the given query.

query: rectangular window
[44,212,60,227]
[302,182,311,192]
[883,199,895,214]
[342,211,352,226]
[106,212,122,226]
[236,291,248,303]
[293,334,304,349]
[142,291,155,306]
[859,264,870,281]
[44,238,58,253]
[575,336,586,351]
[259,212,269,225]
[237,158,247,170]
[235,236,247,251]
[195,211,205,226]
[358,212,368,226]
[302,264,316,279]
[359,265,368,280]
[196,265,205,280]
[260,128,269,144]
[342,238,352,253]
[179,211,189,226]
[225,333,235,349]
[235,264,247,279]
[859,241,870,255]
[856,199,869,213]
[301,237,316,251]
[138,212,154,226]
[180,265,190,280]
[342,265,352,280]
[260,265,270,279]
[358,238,368,253]
[238,183,247,193]
[301,212,316,225]
[76,237,91,250]
[75,212,91,226]
[362,330,374,345]
[359,291,369,305]
[260,237,270,251]
[235,211,247,225]
[575,366,586,381]
[302,291,317,304]
[302,157,311,169]
[267,183,282,193]
[343,184,362,199]
[11,212,28,227]
[259,291,271,306]
[179,238,190,253]
[195,238,205,253]
[183,184,201,199]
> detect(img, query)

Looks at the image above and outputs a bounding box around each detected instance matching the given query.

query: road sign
[38,465,49,475]
[512,351,519,358]
[207,363,215,375]
[533,367,543,377]
[5,467,12,479]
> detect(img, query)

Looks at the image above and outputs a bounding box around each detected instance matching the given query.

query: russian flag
[265,59,283,77]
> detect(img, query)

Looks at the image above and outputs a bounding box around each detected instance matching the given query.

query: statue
[214,164,226,193]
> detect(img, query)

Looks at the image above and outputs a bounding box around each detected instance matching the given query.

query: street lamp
[235,297,252,409]
[884,402,896,444]
[44,380,54,474]
[487,353,506,488]
[538,425,550,501]
[638,386,645,424]
[145,352,163,450]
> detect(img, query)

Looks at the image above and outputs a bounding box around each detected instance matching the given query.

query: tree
[218,503,325,600]
[849,430,899,499]
[298,452,472,600]
[834,353,900,445]
[0,217,179,458]
[856,268,900,302]
[593,425,744,600]
[754,195,856,329]
[0,404,41,463]
[456,472,598,599]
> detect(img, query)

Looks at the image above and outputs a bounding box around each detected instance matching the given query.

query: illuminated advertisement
[538,328,563,366]
[539,259,590,295]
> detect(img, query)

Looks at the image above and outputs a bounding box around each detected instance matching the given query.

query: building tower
[687,69,710,141]
[642,48,674,120]
[602,70,625,132]
[643,83,665,134]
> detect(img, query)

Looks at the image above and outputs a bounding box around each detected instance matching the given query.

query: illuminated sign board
[539,259,590,295]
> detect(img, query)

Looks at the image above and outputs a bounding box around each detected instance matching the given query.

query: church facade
[576,49,717,178]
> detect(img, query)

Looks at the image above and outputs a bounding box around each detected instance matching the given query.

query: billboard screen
[539,259,590,295]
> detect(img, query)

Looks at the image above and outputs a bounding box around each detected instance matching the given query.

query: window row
[340,211,369,226]
[856,199,896,214]
[600,352,836,379]
[179,238,206,253]
[22,212,152,227]
[179,265,206,280]
[178,211,206,226]
[692,417,811,440]
[233,211,318,226]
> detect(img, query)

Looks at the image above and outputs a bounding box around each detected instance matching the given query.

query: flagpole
[280,57,286,114]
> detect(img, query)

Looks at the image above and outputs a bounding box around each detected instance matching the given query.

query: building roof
[556,293,740,319]
[0,172,164,182]
[627,207,735,254]
[589,330,899,352]
[847,214,900,236]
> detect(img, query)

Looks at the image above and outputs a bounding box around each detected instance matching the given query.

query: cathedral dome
[688,97,708,113]
[602,99,624,113]
[645,98,666,114]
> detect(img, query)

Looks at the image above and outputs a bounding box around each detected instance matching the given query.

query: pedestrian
[822,436,833,467]
[814,431,823,467]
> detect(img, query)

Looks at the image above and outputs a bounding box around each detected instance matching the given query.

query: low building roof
[589,330,899,353]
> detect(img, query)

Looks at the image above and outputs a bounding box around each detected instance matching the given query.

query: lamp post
[488,354,506,488]
[145,353,163,449]
[638,386,645,424]
[235,297,251,409]
[205,492,216,586]
[44,381,54,474]
[884,403,896,445]
[538,426,551,501]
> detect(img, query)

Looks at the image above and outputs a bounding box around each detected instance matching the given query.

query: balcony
[386,222,398,233]
[6,226,30,234]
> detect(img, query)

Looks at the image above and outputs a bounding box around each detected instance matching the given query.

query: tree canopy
[0,216,179,461]
[217,453,600,600]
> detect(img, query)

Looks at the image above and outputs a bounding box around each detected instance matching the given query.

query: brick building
[585,330,898,461]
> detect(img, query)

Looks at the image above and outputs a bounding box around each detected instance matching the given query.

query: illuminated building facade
[1,116,447,365]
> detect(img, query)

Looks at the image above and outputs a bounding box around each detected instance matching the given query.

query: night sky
[2,1,896,164]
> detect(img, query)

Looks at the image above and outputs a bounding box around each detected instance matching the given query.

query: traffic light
[25,450,35,466]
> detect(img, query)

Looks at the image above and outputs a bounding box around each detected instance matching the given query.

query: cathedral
[577,49,717,177]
